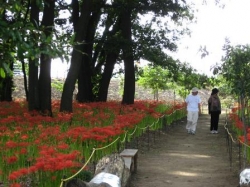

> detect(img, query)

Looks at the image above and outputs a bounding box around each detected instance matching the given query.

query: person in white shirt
[185,87,201,135]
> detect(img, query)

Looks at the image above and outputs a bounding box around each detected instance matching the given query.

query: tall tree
[120,1,135,104]
[59,0,193,112]
[38,0,55,116]
[96,10,122,101]
[138,66,172,101]
[60,0,93,112]
[76,0,106,103]
[28,0,40,111]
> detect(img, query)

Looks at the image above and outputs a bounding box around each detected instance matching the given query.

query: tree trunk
[120,6,135,104]
[28,60,39,110]
[76,2,104,102]
[96,14,121,102]
[38,0,55,116]
[39,55,52,115]
[20,60,28,101]
[0,76,13,101]
[60,0,92,112]
[76,58,94,102]
[97,53,118,101]
[28,0,39,111]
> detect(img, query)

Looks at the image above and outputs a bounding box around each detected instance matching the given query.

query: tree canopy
[1,0,207,113]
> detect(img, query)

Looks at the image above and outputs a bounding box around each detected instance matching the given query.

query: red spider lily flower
[38,146,56,156]
[63,160,74,168]
[18,142,30,147]
[0,126,8,132]
[57,143,69,150]
[56,112,73,122]
[46,160,60,171]
[38,126,61,141]
[21,134,29,140]
[229,113,238,121]
[235,120,244,130]
[5,141,18,148]
[1,99,181,185]
[51,175,57,181]
[7,156,18,164]
[13,168,29,176]
[113,113,144,128]
[10,183,21,187]
[54,162,65,171]
[8,172,19,180]
[34,139,41,145]
[64,150,81,160]
[37,124,44,130]
[231,107,239,113]
[101,126,120,136]
[20,148,27,154]
[29,166,38,173]
[66,126,87,140]
[81,133,92,141]
[238,136,245,143]
[21,168,29,175]
[91,134,107,142]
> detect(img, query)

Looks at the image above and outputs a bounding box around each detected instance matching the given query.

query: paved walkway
[130,113,240,187]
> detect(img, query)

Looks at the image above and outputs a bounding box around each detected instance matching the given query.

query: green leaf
[0,68,6,78]
[3,63,12,76]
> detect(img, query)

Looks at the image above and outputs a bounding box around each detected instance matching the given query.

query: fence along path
[129,113,239,187]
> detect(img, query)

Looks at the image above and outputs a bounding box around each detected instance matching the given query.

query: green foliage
[92,74,102,98]
[220,42,250,165]
[0,0,71,79]
[51,80,64,92]
[0,68,6,78]
[1,0,198,108]
[174,62,209,99]
[221,43,250,97]
[154,103,171,113]
[137,66,172,100]
[137,63,212,101]
[77,170,93,182]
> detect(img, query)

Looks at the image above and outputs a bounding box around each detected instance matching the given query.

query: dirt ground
[129,112,240,187]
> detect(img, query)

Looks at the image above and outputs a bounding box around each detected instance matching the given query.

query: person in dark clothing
[208,88,221,134]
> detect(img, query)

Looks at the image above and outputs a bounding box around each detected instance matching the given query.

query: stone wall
[12,76,210,103]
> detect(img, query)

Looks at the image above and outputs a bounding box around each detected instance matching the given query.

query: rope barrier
[120,132,127,144]
[224,120,238,144]
[59,148,96,187]
[127,125,138,136]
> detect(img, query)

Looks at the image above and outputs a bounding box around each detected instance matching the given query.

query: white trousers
[186,111,199,132]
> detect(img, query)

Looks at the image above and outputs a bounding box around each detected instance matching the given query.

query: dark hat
[211,88,219,95]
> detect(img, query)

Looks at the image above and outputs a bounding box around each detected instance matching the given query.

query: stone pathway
[130,113,240,187]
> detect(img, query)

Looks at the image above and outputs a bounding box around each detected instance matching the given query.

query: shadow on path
[130,113,239,187]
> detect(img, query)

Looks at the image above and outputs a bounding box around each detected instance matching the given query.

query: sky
[51,0,250,78]
[173,0,250,76]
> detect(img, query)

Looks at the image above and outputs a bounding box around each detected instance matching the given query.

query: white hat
[191,87,199,92]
